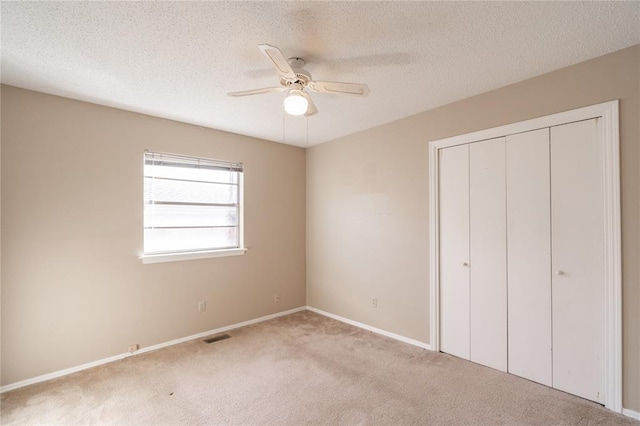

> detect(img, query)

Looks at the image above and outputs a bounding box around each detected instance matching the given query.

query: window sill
[140,248,247,264]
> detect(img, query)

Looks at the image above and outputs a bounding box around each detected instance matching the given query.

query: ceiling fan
[228,44,370,117]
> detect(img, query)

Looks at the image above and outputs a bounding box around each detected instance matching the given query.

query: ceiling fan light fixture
[284,90,308,116]
[228,44,370,117]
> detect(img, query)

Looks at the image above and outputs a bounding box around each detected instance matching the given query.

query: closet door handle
[462,262,469,267]
[555,270,565,276]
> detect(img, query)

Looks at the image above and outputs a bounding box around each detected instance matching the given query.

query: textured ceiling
[2,2,639,147]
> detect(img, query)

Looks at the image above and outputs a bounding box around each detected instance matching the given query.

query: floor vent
[202,333,231,344]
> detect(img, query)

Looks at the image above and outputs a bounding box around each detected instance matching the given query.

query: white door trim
[428,100,621,412]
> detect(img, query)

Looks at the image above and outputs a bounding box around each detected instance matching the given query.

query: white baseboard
[307,307,640,419]
[9,305,637,419]
[306,306,431,351]
[0,352,133,394]
[623,408,640,420]
[0,306,306,394]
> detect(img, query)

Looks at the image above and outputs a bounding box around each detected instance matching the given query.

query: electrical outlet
[198,301,207,312]
[128,344,139,353]
[274,293,281,303]
[371,297,378,308]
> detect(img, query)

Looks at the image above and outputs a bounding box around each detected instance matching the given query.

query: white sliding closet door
[439,145,470,360]
[469,137,507,372]
[506,129,552,386]
[551,119,604,403]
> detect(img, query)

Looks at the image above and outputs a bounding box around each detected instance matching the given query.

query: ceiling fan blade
[301,92,318,117]
[308,81,370,97]
[258,44,297,80]
[228,86,285,97]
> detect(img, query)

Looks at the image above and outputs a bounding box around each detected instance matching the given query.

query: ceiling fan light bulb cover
[284,91,308,116]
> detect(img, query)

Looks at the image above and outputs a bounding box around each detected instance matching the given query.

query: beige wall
[306,45,640,410]
[1,85,306,385]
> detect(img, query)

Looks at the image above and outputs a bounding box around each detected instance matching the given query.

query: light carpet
[1,310,636,425]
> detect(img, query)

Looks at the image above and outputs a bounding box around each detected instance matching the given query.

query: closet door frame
[428,100,621,412]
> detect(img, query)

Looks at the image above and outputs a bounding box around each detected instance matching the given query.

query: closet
[436,117,607,404]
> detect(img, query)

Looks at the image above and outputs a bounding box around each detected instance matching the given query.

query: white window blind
[143,151,243,255]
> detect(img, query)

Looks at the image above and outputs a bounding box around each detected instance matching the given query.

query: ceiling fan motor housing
[281,59,312,88]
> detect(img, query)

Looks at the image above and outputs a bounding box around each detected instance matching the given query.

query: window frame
[139,151,246,264]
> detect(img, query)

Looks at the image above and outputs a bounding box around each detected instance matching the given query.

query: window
[141,151,245,263]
